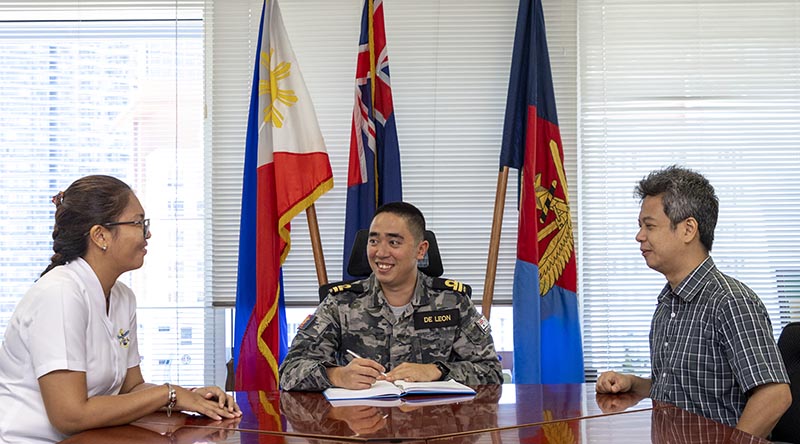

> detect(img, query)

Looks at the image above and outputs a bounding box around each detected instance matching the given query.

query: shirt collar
[657,256,715,303]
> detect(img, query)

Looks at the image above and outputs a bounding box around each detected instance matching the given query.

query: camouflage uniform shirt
[279,272,503,390]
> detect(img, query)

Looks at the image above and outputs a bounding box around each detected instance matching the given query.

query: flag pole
[306,203,328,286]
[481,166,510,320]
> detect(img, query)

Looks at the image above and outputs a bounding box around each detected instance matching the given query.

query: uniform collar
[411,272,432,306]
[68,257,105,297]
[365,271,431,308]
[66,257,111,317]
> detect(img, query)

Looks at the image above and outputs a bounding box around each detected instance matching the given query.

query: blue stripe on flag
[512,259,542,384]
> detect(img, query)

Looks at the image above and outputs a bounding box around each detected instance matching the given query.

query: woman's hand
[190,386,241,415]
[175,385,241,420]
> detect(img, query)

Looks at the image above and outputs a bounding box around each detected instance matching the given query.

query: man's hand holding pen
[325,349,387,389]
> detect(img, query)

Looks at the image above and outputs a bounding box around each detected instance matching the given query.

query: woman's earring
[102,245,108,252]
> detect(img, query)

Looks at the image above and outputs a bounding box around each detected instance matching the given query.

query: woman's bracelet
[164,383,177,417]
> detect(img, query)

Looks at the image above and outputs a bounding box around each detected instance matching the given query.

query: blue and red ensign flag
[234,0,333,392]
[343,0,402,280]
[500,0,584,384]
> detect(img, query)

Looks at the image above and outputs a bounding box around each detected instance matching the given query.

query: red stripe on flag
[517,106,576,293]
[236,162,281,391]
[274,151,334,227]
[348,118,365,186]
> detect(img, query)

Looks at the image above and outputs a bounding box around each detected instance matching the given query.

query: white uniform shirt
[0,258,140,443]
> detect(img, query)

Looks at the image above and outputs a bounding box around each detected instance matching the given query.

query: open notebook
[323,379,476,401]
[327,393,476,408]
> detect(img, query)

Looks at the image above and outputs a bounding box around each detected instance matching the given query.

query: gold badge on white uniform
[117,328,131,348]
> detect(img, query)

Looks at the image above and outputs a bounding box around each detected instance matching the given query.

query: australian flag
[343,0,402,280]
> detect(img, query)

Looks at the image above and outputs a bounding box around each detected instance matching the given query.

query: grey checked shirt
[649,257,789,427]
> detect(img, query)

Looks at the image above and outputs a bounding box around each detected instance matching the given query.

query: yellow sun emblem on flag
[260,48,298,128]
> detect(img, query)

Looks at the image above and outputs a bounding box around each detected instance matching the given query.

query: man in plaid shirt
[596,166,791,439]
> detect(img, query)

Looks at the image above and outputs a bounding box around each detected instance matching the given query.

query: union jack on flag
[343,0,402,280]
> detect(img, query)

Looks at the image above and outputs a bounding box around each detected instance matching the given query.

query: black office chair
[319,229,458,302]
[771,322,800,443]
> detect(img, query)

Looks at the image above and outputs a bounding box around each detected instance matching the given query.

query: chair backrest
[779,322,800,374]
[346,229,443,278]
[318,229,444,302]
[770,322,800,443]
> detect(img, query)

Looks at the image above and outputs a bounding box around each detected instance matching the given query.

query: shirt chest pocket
[681,319,724,372]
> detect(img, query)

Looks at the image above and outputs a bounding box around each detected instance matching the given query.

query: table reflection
[651,402,769,444]
[59,413,241,444]
[60,384,662,443]
[431,405,769,444]
[280,384,503,440]
[595,391,648,414]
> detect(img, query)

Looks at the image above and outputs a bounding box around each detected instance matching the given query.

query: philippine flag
[233,0,334,392]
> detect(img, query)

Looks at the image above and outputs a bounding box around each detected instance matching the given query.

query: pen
[346,349,387,376]
[346,349,365,360]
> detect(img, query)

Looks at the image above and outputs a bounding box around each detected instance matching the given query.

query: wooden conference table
[59,384,769,444]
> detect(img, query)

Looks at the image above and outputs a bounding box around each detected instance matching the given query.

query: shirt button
[664,342,669,347]
[670,312,676,318]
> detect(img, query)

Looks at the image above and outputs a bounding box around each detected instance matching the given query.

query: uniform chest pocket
[414,325,458,361]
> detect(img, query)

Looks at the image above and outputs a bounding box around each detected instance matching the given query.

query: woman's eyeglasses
[102,219,150,238]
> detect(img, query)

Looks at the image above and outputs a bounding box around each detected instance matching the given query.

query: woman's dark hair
[42,175,132,276]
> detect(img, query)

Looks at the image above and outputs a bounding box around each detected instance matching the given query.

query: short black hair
[373,201,426,243]
[635,165,718,251]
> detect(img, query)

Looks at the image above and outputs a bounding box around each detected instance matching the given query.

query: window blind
[578,0,800,379]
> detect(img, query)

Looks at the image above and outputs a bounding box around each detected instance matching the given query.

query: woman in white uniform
[0,175,241,443]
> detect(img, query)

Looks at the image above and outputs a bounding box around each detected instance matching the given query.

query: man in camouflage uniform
[279,202,503,391]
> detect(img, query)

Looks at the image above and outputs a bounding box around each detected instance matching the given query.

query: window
[0,1,215,386]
